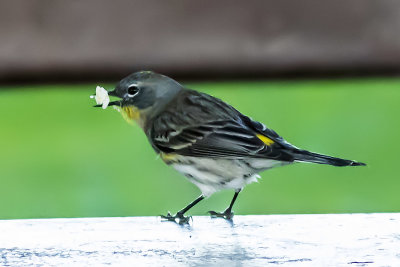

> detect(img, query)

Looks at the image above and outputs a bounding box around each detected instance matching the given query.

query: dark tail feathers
[290,149,366,167]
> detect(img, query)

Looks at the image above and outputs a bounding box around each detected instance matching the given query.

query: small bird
[94,71,365,224]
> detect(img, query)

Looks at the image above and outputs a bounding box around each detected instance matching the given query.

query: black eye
[127,85,139,96]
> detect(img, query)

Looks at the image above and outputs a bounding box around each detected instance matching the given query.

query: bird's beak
[107,89,118,97]
[93,100,121,108]
[106,89,123,106]
[93,89,123,108]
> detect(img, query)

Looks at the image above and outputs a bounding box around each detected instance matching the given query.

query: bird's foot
[208,209,234,220]
[160,212,191,225]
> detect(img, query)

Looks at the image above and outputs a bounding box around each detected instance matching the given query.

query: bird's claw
[160,212,192,224]
[208,210,234,220]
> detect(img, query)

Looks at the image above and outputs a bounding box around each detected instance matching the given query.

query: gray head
[107,71,183,114]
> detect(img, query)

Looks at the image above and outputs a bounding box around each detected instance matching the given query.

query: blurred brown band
[1,0,400,83]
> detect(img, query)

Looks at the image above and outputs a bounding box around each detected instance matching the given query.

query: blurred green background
[1,77,398,219]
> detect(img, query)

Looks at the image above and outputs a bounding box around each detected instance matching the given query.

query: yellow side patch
[256,134,275,146]
[160,153,179,163]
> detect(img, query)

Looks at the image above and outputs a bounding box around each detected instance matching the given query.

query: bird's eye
[127,85,139,96]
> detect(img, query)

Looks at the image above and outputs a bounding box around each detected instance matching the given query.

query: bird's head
[96,71,183,125]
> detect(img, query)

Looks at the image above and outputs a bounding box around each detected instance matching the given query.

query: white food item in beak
[90,86,110,109]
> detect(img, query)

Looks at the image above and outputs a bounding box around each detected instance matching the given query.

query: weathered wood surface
[0,214,399,266]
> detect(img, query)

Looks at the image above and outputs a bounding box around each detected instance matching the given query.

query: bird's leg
[209,190,241,220]
[161,195,204,224]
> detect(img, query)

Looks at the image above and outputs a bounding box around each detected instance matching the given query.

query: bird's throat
[119,106,145,128]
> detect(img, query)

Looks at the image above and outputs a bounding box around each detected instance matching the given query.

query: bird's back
[145,89,293,161]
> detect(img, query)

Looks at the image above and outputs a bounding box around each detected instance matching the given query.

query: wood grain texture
[0,214,399,266]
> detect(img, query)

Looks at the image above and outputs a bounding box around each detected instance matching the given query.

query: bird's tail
[289,149,366,167]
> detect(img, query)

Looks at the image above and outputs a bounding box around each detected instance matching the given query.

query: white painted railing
[0,213,399,266]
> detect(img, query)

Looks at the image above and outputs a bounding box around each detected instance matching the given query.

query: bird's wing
[149,90,295,161]
[239,114,299,151]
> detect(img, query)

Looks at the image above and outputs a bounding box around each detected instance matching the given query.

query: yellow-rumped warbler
[94,71,365,224]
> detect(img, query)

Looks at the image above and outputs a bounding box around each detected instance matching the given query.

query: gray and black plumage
[96,71,366,224]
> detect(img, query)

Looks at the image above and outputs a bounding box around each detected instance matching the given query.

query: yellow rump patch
[256,134,275,146]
